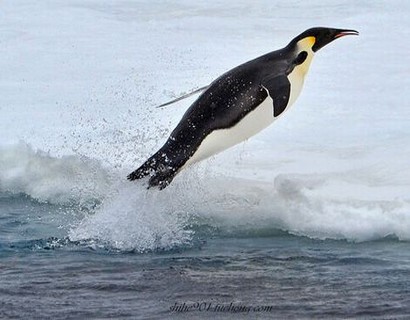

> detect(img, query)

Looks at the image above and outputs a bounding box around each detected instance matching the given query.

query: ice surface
[1,0,409,249]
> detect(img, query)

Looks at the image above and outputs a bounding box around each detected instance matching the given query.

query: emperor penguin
[128,27,358,189]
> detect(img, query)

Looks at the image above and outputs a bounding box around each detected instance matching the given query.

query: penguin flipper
[261,75,291,117]
[156,85,209,108]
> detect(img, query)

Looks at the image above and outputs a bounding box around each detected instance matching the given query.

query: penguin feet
[128,158,178,190]
[147,171,175,190]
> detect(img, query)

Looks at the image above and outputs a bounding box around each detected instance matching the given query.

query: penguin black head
[284,27,358,76]
[289,27,359,53]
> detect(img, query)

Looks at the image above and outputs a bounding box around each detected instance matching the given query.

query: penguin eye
[294,51,308,65]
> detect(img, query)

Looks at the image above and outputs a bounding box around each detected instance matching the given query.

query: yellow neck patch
[297,36,316,50]
[293,36,315,75]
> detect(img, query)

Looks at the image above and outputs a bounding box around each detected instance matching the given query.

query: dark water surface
[1,195,410,319]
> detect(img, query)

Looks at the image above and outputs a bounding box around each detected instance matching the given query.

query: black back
[162,48,295,162]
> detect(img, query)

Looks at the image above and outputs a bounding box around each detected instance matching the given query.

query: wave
[1,142,410,252]
[69,170,410,251]
[0,142,112,206]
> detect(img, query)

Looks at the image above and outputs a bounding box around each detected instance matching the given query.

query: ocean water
[1,0,410,319]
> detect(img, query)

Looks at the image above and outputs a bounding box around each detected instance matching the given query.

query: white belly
[184,96,274,168]
[183,68,307,169]
[287,65,305,108]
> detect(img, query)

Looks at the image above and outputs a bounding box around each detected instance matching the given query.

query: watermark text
[169,302,274,313]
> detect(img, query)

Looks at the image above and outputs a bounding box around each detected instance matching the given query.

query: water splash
[2,142,410,252]
[68,182,194,252]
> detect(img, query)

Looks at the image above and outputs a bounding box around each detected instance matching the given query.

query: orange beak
[334,29,359,39]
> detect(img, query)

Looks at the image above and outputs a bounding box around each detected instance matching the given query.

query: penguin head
[286,27,358,75]
[289,27,359,53]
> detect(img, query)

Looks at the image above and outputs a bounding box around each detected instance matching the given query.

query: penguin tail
[127,152,178,190]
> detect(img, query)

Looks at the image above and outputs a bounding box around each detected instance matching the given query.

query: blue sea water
[1,0,410,319]
[1,192,410,319]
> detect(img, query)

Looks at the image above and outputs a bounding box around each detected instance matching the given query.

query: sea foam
[0,142,112,205]
[1,142,410,251]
